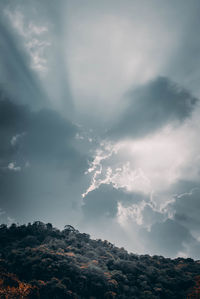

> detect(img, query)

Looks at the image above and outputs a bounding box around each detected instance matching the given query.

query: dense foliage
[0,222,200,298]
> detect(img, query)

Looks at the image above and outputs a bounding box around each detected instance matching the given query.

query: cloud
[133,184,200,258]
[10,133,26,146]
[109,77,198,140]
[82,183,144,221]
[84,121,200,198]
[0,14,47,110]
[0,95,83,171]
[171,187,200,235]
[164,1,200,97]
[8,162,21,172]
[0,0,74,119]
[0,95,89,224]
[5,9,50,72]
[65,0,184,127]
[0,208,15,226]
[115,195,200,258]
[142,219,193,257]
[82,157,200,258]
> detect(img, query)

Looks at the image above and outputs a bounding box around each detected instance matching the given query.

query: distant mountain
[0,222,200,298]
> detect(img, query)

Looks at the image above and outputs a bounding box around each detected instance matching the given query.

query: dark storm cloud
[171,188,200,233]
[0,94,88,223]
[0,0,85,225]
[82,184,200,259]
[139,214,200,259]
[82,183,147,221]
[141,204,164,228]
[141,219,193,257]
[136,185,200,258]
[0,96,78,168]
[109,77,198,140]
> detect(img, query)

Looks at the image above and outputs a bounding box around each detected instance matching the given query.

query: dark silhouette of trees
[0,222,199,298]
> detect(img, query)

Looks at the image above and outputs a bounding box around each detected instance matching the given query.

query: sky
[0,0,200,259]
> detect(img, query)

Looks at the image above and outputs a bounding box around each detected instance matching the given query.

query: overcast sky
[1,0,200,259]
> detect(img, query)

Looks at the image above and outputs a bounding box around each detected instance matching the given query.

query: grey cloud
[82,184,146,221]
[0,16,47,110]
[186,240,200,260]
[109,77,197,139]
[141,219,193,257]
[139,216,200,259]
[171,188,200,234]
[82,182,200,258]
[0,96,29,166]
[170,179,198,195]
[141,204,164,228]
[138,185,200,258]
[0,95,88,224]
[165,1,200,96]
[0,0,88,227]
[82,185,200,258]
[0,96,84,170]
[0,0,74,118]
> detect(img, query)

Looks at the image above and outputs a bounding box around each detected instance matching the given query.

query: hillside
[0,222,200,298]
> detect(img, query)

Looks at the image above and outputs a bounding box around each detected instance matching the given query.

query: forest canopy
[0,222,200,298]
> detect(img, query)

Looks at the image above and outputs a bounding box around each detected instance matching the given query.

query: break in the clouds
[1,0,200,259]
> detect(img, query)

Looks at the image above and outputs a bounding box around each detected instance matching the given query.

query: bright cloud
[5,9,50,72]
[8,162,21,172]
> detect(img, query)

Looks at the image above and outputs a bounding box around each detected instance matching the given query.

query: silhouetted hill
[0,222,200,298]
